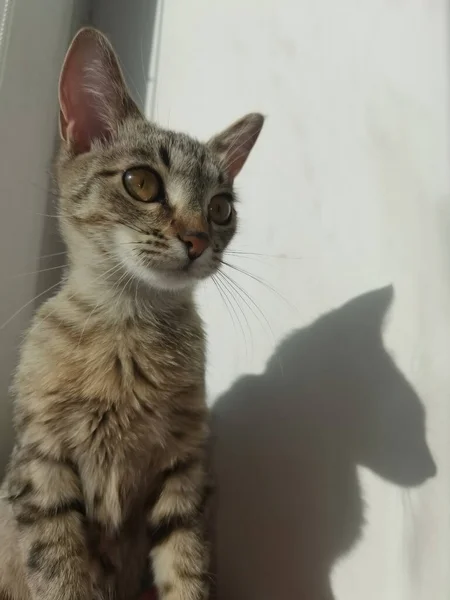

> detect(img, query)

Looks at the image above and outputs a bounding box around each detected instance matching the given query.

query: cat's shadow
[211,286,436,600]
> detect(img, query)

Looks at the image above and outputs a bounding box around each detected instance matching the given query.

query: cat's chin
[117,247,216,292]
[121,261,202,292]
[143,264,219,292]
[146,261,218,291]
[143,267,198,292]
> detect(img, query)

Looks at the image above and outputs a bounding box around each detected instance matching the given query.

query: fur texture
[0,28,264,600]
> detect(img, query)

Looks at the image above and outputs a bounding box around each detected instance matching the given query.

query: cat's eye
[209,194,232,225]
[123,167,161,203]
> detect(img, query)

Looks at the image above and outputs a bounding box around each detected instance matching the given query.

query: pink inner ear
[226,144,254,180]
[59,29,125,154]
[59,97,106,155]
[210,113,264,180]
[225,124,263,179]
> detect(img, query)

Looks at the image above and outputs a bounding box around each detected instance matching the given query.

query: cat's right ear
[208,113,265,180]
[59,27,140,154]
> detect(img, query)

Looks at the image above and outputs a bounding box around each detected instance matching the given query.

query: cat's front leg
[147,454,211,600]
[7,444,91,600]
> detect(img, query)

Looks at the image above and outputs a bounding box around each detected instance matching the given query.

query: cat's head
[56,28,264,291]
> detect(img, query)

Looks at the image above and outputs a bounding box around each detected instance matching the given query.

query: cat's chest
[70,333,204,529]
[76,394,162,528]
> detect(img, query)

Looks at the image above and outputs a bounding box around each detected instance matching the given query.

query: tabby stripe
[151,240,169,249]
[151,228,166,240]
[24,447,79,477]
[96,169,121,178]
[73,169,120,203]
[161,457,198,480]
[159,145,171,169]
[16,499,85,526]
[70,174,102,203]
[171,406,206,420]
[177,570,208,584]
[150,514,196,547]
[160,572,207,598]
[27,541,79,580]
[68,294,96,314]
[45,313,86,344]
[27,541,53,571]
[7,481,33,502]
[134,392,158,420]
[115,356,126,379]
[71,214,112,227]
[131,356,158,388]
[150,459,209,518]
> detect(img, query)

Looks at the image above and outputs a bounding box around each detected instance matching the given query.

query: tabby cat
[0,28,263,600]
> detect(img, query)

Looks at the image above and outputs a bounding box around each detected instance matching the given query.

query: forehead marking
[158,145,171,169]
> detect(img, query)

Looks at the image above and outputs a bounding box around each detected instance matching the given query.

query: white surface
[148,1,450,599]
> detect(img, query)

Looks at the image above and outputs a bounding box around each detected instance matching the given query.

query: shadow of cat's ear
[357,285,394,328]
[59,27,141,154]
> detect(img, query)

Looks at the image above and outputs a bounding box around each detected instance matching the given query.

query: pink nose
[179,231,210,260]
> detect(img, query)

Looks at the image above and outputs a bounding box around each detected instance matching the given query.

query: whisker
[113,271,135,317]
[118,241,147,246]
[138,249,161,260]
[0,280,62,331]
[38,251,67,260]
[135,272,140,311]
[218,270,285,376]
[218,269,285,376]
[211,274,248,356]
[25,262,123,338]
[215,271,252,356]
[217,269,274,344]
[15,253,117,279]
[13,263,68,278]
[111,269,130,297]
[214,277,246,352]
[78,262,131,347]
[35,212,59,219]
[122,223,151,236]
[77,300,102,348]
[226,250,303,260]
[219,260,297,312]
[223,252,267,266]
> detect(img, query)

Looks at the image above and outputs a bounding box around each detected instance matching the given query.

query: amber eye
[208,194,233,225]
[123,167,161,202]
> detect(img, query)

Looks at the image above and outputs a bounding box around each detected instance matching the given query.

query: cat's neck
[63,261,195,326]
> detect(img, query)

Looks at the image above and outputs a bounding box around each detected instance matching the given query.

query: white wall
[148,1,450,599]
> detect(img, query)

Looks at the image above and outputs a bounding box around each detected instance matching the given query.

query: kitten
[0,28,263,600]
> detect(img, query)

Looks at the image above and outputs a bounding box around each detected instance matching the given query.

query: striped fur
[0,27,263,600]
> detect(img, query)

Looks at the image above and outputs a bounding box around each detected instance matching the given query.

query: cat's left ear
[59,27,141,154]
[208,113,265,180]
